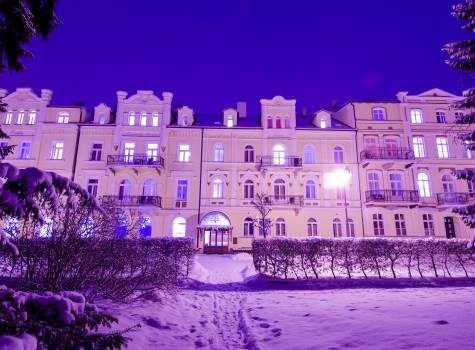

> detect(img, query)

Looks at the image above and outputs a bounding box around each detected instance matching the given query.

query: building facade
[1,87,474,252]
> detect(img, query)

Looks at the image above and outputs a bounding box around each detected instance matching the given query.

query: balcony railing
[107,154,164,168]
[257,156,302,168]
[360,147,414,161]
[102,195,162,207]
[263,195,304,207]
[436,192,469,205]
[365,190,419,203]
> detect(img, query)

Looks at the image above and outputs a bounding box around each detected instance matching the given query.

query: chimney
[237,101,247,119]
[40,89,53,103]
[116,90,128,103]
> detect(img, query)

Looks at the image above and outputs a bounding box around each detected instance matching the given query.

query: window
[333,146,344,163]
[57,113,69,124]
[267,116,273,128]
[176,180,188,200]
[273,179,286,199]
[124,142,135,163]
[305,180,317,199]
[243,180,254,199]
[212,179,223,198]
[276,116,282,129]
[284,116,290,129]
[140,113,147,126]
[417,173,431,198]
[4,111,12,124]
[423,214,435,236]
[333,218,342,237]
[307,218,318,236]
[410,109,423,124]
[182,115,190,126]
[19,142,31,159]
[436,111,447,124]
[139,216,152,238]
[226,116,233,127]
[442,175,455,193]
[118,179,131,199]
[436,137,449,158]
[372,108,385,121]
[147,143,158,162]
[275,218,286,236]
[273,144,285,165]
[87,179,99,197]
[99,115,106,124]
[128,112,135,126]
[142,179,155,196]
[320,119,327,128]
[367,172,381,192]
[468,179,475,197]
[90,143,102,161]
[455,111,464,120]
[384,137,399,156]
[244,217,254,236]
[303,144,316,164]
[412,137,425,158]
[172,217,186,238]
[389,173,403,196]
[152,112,160,127]
[244,145,254,163]
[463,140,472,159]
[346,218,355,237]
[373,213,384,236]
[28,111,36,125]
[213,143,224,162]
[364,137,378,156]
[178,144,191,162]
[336,188,345,201]
[394,214,406,236]
[17,111,24,124]
[50,142,64,160]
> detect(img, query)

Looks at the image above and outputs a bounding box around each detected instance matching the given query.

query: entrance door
[444,217,456,239]
[203,228,229,254]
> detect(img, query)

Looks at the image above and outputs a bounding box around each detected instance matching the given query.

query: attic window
[320,119,327,128]
[183,116,189,126]
[226,116,233,127]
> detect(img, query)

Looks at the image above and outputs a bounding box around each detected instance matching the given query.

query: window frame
[372,213,385,236]
[410,109,423,124]
[178,144,191,162]
[50,141,64,160]
[372,108,386,121]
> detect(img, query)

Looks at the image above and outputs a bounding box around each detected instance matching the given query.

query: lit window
[152,112,160,127]
[17,111,24,124]
[4,111,12,124]
[28,111,36,125]
[273,144,285,165]
[436,137,449,158]
[244,217,254,236]
[423,214,435,236]
[305,180,317,199]
[372,108,385,121]
[307,218,318,236]
[213,143,224,162]
[275,218,286,236]
[410,109,423,124]
[373,213,384,236]
[87,179,99,197]
[123,142,135,163]
[147,143,158,162]
[140,113,147,126]
[244,145,254,163]
[19,142,31,159]
[463,140,472,159]
[267,116,273,128]
[226,116,233,127]
[142,179,155,196]
[417,173,431,198]
[172,217,186,238]
[436,111,447,124]
[320,119,327,128]
[90,143,102,161]
[303,144,316,164]
[178,144,191,162]
[99,115,106,124]
[412,137,425,158]
[128,112,135,126]
[333,218,342,237]
[212,179,223,198]
[243,180,254,199]
[333,146,344,163]
[57,113,69,124]
[176,180,188,200]
[394,214,406,236]
[50,142,64,160]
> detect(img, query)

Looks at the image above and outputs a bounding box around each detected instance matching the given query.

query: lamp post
[324,168,352,237]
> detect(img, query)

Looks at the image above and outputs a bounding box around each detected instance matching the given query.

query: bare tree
[251,193,272,239]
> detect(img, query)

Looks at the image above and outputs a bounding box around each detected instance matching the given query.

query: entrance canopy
[199,211,231,228]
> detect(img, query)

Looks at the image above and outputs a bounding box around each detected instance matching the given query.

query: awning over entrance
[197,211,232,254]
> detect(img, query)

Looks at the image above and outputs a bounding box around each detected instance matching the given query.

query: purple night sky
[0,0,469,115]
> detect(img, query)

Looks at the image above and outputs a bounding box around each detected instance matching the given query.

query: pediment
[416,88,457,98]
[4,88,42,104]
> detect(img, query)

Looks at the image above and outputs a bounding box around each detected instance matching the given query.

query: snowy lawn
[102,254,475,350]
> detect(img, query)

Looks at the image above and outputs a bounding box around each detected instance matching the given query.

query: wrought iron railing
[263,195,304,206]
[360,147,414,161]
[102,195,162,207]
[365,190,419,202]
[257,156,302,168]
[436,192,469,205]
[107,154,164,167]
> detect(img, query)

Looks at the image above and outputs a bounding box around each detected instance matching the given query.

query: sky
[0,0,470,116]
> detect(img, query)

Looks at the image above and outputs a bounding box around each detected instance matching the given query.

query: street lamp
[324,168,351,237]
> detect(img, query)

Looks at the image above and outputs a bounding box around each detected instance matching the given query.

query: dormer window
[226,116,233,127]
[17,110,24,124]
[99,115,105,124]
[140,112,147,126]
[58,112,69,124]
[128,112,135,126]
[372,108,385,121]
[320,119,327,128]
[183,116,189,126]
[4,111,12,125]
[28,111,36,125]
[152,112,160,127]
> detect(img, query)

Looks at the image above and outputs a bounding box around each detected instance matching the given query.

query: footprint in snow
[259,323,271,328]
[303,313,311,317]
[434,320,449,325]
[142,317,171,330]
[194,340,205,348]
[190,325,197,333]
[348,308,357,312]
[252,316,266,321]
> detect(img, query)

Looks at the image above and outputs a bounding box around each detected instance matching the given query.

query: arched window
[275,218,286,236]
[346,218,355,237]
[303,144,316,164]
[333,146,344,163]
[172,217,186,237]
[417,173,431,198]
[267,116,273,128]
[307,218,318,236]
[305,180,317,199]
[273,144,285,165]
[333,218,342,237]
[273,179,286,199]
[244,145,255,163]
[140,216,152,238]
[212,179,223,198]
[442,175,455,193]
[243,180,255,199]
[213,143,224,162]
[142,179,155,197]
[118,179,131,199]
[244,217,254,236]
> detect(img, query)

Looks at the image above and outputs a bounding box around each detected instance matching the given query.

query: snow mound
[0,333,37,350]
[188,254,257,284]
[232,252,253,261]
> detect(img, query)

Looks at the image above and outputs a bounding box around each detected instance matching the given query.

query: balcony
[436,192,469,206]
[257,156,302,169]
[365,190,419,204]
[102,195,162,207]
[263,195,304,207]
[360,147,414,163]
[107,154,164,174]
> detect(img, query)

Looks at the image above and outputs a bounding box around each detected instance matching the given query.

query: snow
[0,333,37,350]
[102,253,475,349]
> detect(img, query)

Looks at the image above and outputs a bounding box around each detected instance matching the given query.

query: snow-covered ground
[102,254,475,350]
